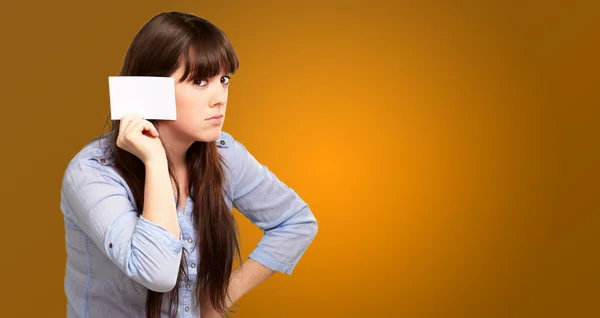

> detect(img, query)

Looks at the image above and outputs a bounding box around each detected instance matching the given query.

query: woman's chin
[194,128,222,143]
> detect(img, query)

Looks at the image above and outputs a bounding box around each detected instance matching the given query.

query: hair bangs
[179,30,239,82]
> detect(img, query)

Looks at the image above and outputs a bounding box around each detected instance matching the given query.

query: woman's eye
[193,79,208,86]
[221,76,230,84]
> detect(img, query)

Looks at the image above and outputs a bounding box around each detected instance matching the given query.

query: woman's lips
[205,114,224,124]
[205,114,223,120]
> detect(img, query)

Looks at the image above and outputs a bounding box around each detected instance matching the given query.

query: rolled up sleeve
[61,159,183,292]
[230,138,318,275]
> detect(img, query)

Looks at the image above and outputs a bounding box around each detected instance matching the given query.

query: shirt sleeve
[230,138,318,274]
[61,158,183,292]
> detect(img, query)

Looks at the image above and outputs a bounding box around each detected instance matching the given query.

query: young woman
[60,11,318,318]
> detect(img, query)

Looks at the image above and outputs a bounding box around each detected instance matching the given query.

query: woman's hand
[116,113,165,164]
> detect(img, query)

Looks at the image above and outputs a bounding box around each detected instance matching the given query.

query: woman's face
[158,64,230,145]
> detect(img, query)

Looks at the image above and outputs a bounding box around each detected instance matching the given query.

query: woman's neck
[161,134,192,196]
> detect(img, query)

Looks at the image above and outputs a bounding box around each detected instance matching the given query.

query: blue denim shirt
[60,131,318,317]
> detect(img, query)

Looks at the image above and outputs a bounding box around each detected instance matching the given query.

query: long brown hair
[104,12,241,317]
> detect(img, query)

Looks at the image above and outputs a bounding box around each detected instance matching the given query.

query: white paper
[108,76,177,120]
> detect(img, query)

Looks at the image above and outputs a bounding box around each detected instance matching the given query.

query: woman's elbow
[145,275,178,293]
[304,212,318,241]
[126,254,181,293]
[310,216,318,238]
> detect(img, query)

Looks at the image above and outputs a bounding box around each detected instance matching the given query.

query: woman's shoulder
[216,131,255,167]
[62,132,120,186]
[67,132,114,164]
[215,131,237,159]
[216,131,233,148]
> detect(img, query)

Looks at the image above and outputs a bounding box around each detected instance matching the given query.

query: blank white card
[108,76,177,120]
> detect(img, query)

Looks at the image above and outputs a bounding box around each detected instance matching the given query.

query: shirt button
[191,263,196,268]
[100,158,106,163]
[185,306,189,312]
[186,284,191,289]
[187,238,193,243]
[219,140,225,145]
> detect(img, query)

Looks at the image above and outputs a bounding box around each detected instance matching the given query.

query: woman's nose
[210,85,227,107]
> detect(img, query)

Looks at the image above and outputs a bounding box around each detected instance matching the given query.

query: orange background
[0,1,598,317]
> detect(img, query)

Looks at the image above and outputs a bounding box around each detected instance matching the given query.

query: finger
[131,119,159,137]
[119,113,141,133]
[118,115,133,133]
[143,120,160,137]
[124,117,143,136]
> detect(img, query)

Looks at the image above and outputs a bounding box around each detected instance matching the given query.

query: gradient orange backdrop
[0,1,598,317]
